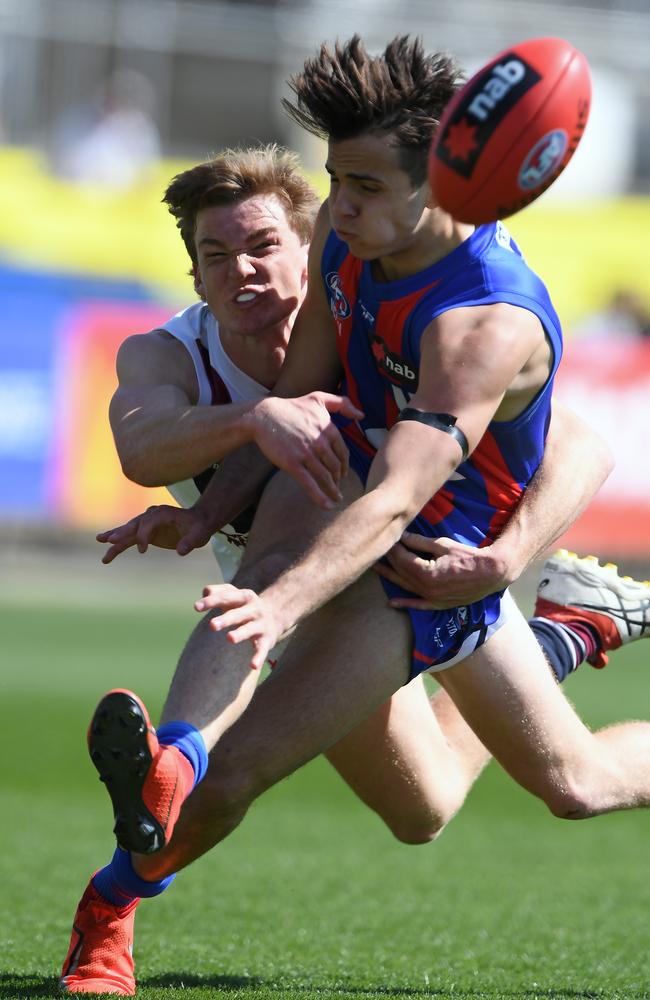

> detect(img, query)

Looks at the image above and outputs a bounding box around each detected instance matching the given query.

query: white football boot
[534,549,650,667]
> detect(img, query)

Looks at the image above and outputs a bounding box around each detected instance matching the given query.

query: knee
[389,820,444,845]
[381,801,459,845]
[536,772,595,820]
[235,549,295,593]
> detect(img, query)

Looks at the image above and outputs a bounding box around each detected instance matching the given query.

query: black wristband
[396,408,469,463]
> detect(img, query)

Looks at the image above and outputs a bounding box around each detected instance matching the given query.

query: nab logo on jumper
[371,337,418,389]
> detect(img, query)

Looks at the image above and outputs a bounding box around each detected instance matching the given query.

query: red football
[429,37,591,224]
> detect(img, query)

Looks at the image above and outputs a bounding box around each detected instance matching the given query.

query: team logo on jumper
[436,54,542,179]
[518,129,568,190]
[456,606,468,629]
[370,337,418,388]
[446,606,468,637]
[326,271,351,319]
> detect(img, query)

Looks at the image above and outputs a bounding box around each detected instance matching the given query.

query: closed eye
[251,241,277,255]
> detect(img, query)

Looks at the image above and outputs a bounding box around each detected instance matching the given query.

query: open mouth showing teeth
[236,292,257,303]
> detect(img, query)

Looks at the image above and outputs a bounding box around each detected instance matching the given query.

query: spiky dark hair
[283,35,464,185]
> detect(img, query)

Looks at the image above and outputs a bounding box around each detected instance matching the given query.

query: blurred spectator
[49,68,161,189]
[573,289,650,341]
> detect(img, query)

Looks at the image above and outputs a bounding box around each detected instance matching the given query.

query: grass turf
[1,596,649,1000]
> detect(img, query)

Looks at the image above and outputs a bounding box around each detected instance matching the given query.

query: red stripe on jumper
[420,486,456,528]
[375,280,441,361]
[470,430,523,544]
[197,341,232,405]
[377,282,442,431]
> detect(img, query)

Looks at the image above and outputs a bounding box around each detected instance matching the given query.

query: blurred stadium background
[2,5,650,997]
[0,0,649,559]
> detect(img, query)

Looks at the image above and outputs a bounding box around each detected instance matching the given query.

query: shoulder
[423,302,545,375]
[307,201,332,268]
[304,201,338,311]
[116,327,193,369]
[116,328,199,396]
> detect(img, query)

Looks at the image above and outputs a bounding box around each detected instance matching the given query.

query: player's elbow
[368,488,414,544]
[118,448,165,487]
[371,472,453,539]
[597,438,615,486]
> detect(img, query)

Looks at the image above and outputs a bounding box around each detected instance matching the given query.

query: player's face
[326,133,431,261]
[193,195,308,337]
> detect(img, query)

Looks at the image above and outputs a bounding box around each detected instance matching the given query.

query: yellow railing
[1,145,649,330]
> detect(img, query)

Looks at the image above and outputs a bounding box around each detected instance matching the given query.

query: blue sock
[157,720,209,787]
[92,848,176,905]
[530,617,579,683]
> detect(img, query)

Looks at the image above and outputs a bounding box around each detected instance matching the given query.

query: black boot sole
[88,691,165,855]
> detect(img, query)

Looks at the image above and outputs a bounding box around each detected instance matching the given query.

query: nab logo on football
[467,60,526,121]
[326,271,350,320]
[437,52,542,179]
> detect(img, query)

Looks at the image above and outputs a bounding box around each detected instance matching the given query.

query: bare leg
[325,680,490,843]
[158,469,351,749]
[147,467,491,861]
[136,566,414,879]
[135,464,500,880]
[438,600,650,818]
[142,587,650,882]
[138,465,650,881]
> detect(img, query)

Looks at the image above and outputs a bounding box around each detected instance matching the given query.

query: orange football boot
[88,689,193,854]
[60,880,138,995]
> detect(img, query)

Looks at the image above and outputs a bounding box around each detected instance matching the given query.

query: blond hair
[164,144,320,266]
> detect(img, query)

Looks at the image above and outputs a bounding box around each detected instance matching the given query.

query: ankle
[157,720,209,788]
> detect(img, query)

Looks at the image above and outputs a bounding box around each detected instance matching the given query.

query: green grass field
[1,552,649,1000]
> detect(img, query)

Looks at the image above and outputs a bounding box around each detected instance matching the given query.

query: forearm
[114,400,258,487]
[263,486,407,634]
[262,430,460,634]
[489,400,613,580]
[193,443,274,533]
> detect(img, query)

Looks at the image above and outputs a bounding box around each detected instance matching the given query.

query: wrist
[485,539,523,588]
[241,399,267,445]
[261,581,298,637]
[191,495,223,533]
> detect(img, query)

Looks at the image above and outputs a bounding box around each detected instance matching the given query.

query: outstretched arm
[377,398,614,609]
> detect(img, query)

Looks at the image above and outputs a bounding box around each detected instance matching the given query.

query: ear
[423,179,437,210]
[193,264,206,302]
[299,242,309,288]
